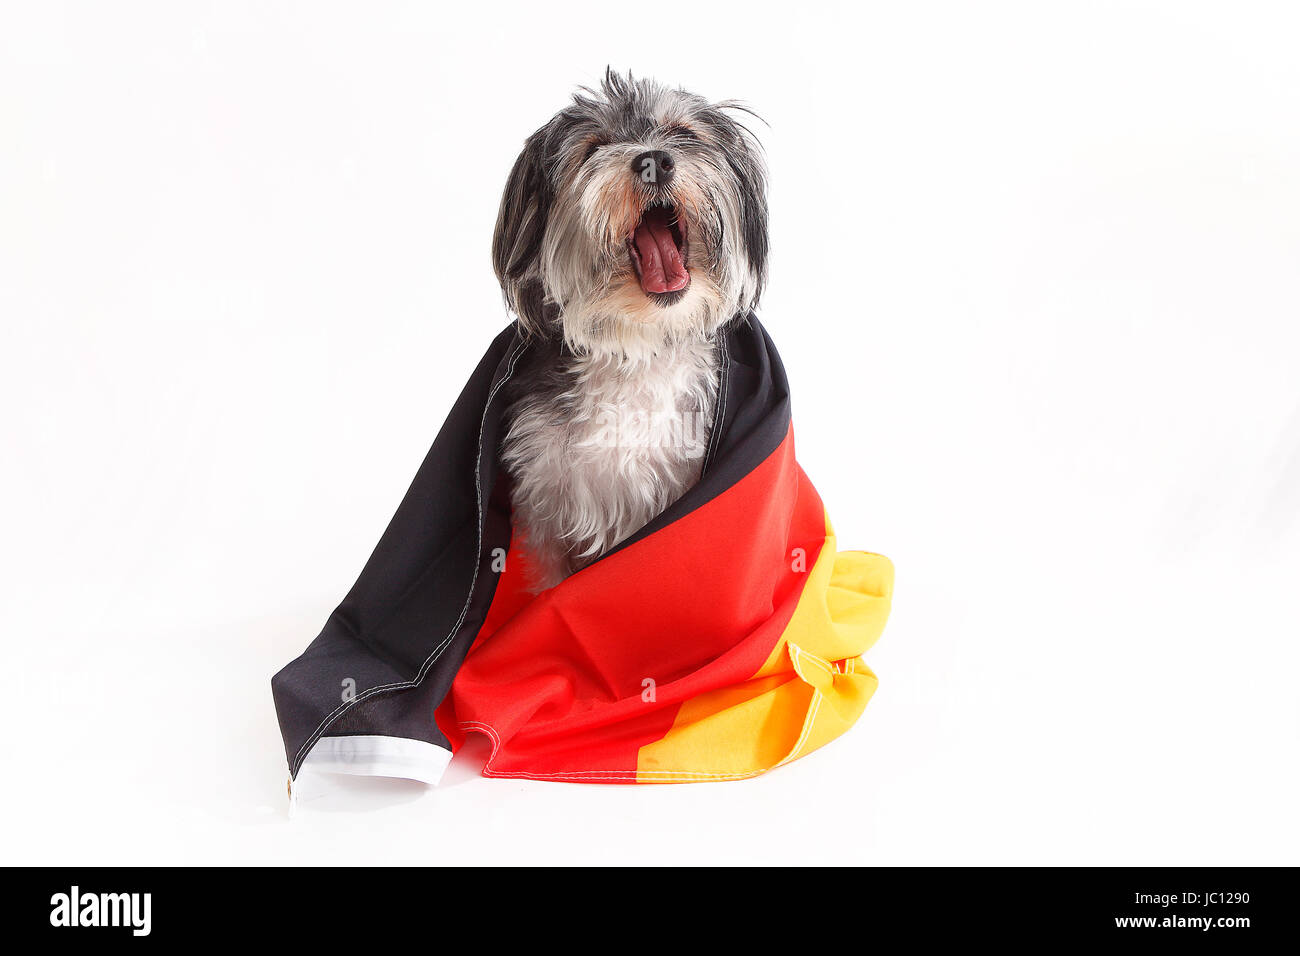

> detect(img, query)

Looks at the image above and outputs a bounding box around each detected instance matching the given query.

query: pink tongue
[633,212,689,293]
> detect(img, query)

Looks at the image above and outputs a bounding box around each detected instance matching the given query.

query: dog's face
[493,71,768,358]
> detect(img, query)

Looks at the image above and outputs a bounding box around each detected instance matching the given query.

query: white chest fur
[501,335,719,591]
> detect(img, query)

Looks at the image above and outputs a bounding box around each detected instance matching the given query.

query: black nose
[632,150,675,186]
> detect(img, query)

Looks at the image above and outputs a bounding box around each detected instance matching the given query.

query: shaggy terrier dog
[493,70,769,590]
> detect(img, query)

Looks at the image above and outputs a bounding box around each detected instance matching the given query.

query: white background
[3,1,1298,865]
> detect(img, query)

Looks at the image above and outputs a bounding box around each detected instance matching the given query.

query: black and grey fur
[493,70,769,590]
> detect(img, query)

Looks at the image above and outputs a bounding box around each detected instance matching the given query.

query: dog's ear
[493,125,554,330]
[711,104,769,310]
[734,150,769,308]
[730,125,770,309]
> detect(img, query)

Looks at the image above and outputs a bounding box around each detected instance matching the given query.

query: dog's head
[493,70,768,358]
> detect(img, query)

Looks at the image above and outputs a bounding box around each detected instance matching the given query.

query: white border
[297,734,452,785]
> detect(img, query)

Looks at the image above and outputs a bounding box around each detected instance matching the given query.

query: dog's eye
[581,141,605,165]
[662,124,699,142]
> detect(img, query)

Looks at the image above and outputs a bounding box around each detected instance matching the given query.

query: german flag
[273,314,892,792]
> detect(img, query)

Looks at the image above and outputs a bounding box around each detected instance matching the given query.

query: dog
[493,70,769,591]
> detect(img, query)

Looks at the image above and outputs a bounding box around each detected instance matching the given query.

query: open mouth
[627,200,690,300]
